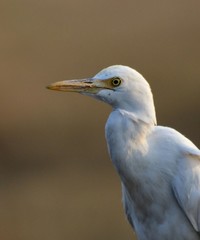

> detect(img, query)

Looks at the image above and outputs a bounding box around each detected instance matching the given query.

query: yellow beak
[47,79,97,93]
[47,78,113,94]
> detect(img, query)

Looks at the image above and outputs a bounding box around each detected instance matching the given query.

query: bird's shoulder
[149,125,200,158]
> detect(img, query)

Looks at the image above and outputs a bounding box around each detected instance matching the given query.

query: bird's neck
[106,108,154,149]
[105,108,155,178]
[120,98,157,127]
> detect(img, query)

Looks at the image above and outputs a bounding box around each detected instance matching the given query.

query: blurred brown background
[0,0,200,239]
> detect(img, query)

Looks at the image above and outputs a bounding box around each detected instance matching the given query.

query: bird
[47,65,200,240]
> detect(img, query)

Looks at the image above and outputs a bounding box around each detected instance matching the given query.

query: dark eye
[111,77,122,87]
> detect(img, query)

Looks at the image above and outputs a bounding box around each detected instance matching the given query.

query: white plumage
[48,65,200,240]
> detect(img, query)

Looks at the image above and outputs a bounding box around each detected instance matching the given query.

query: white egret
[48,65,200,240]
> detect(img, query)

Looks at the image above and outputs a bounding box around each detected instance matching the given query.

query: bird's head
[47,65,156,124]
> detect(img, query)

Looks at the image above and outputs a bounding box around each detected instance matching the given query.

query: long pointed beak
[47,78,100,94]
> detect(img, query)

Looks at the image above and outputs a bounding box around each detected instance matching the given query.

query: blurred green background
[0,0,200,239]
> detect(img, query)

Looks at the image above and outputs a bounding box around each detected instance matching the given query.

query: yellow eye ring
[111,77,122,87]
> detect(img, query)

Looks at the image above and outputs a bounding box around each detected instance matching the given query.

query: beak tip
[46,84,58,90]
[46,85,52,90]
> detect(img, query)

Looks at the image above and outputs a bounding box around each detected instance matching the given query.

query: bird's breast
[105,110,149,179]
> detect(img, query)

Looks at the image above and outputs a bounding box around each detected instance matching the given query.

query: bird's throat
[105,109,153,174]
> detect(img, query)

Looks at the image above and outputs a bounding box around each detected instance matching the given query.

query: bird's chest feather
[105,110,149,179]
